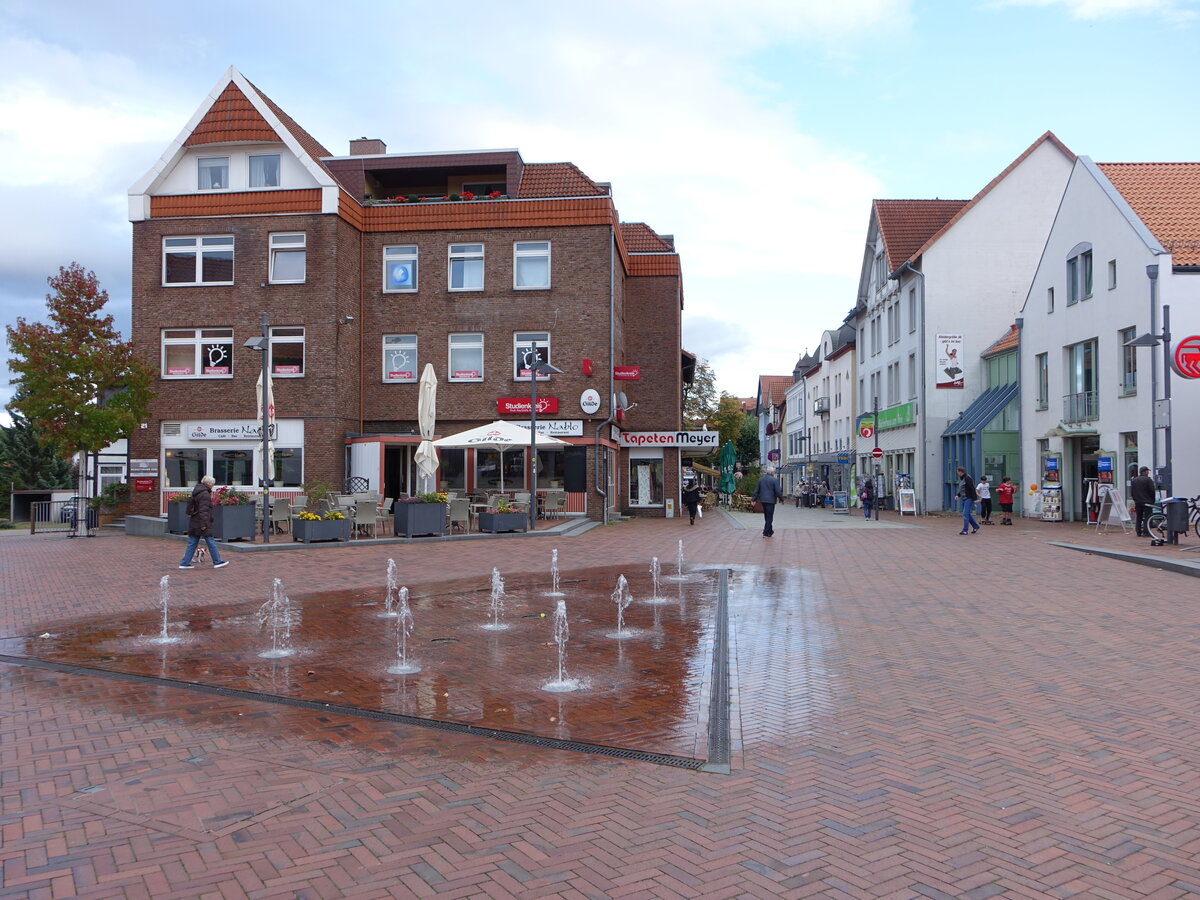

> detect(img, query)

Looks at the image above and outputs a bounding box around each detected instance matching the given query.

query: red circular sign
[859,424,874,439]
[871,447,884,459]
[1174,336,1200,379]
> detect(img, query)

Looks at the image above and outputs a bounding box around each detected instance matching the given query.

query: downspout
[1015,316,1024,518]
[595,230,617,524]
[894,260,927,513]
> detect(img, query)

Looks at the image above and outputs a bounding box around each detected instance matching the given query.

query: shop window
[514,331,551,380]
[629,454,664,506]
[213,449,254,486]
[164,448,206,488]
[249,154,280,188]
[449,243,484,291]
[475,449,524,491]
[383,245,418,292]
[449,333,483,381]
[382,334,418,383]
[163,236,234,285]
[514,241,550,289]
[272,447,304,487]
[438,449,466,491]
[269,233,306,283]
[536,449,565,489]
[270,326,305,376]
[162,328,234,378]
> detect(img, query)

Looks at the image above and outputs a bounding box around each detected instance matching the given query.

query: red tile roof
[518,163,606,198]
[249,80,333,162]
[184,83,278,147]
[874,200,968,272]
[758,375,792,409]
[1096,162,1200,266]
[152,189,321,218]
[981,324,1019,358]
[620,223,675,252]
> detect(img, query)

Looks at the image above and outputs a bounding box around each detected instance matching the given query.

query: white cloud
[987,0,1198,21]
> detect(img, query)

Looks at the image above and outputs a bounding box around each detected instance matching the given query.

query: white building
[783,351,818,492]
[1019,157,1200,520]
[806,322,856,491]
[858,132,1076,511]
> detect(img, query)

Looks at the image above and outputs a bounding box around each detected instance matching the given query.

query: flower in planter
[399,492,448,504]
[322,510,345,520]
[488,191,502,199]
[296,510,321,521]
[460,191,475,201]
[167,493,190,503]
[211,486,252,506]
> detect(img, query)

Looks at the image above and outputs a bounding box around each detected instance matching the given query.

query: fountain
[545,548,564,597]
[147,575,181,645]
[257,578,295,658]
[386,586,420,674]
[541,598,578,692]
[643,556,672,604]
[482,567,509,630]
[379,558,400,618]
[607,574,636,638]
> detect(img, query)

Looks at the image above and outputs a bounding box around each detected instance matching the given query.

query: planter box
[477,511,528,534]
[293,517,351,543]
[212,504,258,541]
[166,503,189,534]
[394,502,447,538]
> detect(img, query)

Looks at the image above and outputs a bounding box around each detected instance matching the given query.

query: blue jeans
[181,533,224,566]
[960,499,979,533]
[862,500,873,519]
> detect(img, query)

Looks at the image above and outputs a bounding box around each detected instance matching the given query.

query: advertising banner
[936,334,964,388]
[498,397,558,415]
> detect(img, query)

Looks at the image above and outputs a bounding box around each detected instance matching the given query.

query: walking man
[859,477,875,520]
[753,466,785,538]
[180,475,230,569]
[956,466,980,535]
[1130,466,1157,537]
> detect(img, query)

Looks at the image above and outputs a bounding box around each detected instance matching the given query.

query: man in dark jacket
[956,467,980,535]
[180,475,229,569]
[1130,466,1157,537]
[752,466,785,537]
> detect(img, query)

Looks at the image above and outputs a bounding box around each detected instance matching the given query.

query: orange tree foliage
[6,263,154,456]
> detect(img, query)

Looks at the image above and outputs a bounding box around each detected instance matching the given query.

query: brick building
[126,67,698,522]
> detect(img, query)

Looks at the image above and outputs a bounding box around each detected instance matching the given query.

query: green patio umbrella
[718,440,737,495]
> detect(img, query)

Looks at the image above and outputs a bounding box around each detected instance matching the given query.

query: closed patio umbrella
[414,364,439,493]
[433,420,566,492]
[718,440,737,496]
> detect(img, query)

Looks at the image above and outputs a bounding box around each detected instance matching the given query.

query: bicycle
[1145,494,1200,545]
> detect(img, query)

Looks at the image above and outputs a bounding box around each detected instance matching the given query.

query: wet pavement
[6,506,1200,897]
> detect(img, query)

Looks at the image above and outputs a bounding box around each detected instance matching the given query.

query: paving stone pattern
[4,507,1200,897]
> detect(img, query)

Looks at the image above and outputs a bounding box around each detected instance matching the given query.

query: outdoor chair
[375,498,394,536]
[541,492,566,519]
[291,495,308,512]
[353,499,378,539]
[448,498,471,533]
[269,498,292,534]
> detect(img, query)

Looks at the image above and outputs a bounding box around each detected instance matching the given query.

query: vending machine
[1041,455,1063,521]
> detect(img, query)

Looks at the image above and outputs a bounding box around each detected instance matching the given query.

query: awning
[689,462,719,477]
[942,383,1018,437]
[1043,422,1099,438]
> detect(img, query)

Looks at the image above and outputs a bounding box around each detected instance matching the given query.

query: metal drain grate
[0,652,707,770]
[705,569,732,769]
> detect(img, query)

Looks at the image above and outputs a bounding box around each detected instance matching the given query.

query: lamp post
[243,313,272,544]
[1125,293,1172,497]
[527,341,564,532]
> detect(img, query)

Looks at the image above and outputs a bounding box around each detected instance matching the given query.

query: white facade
[783,372,808,491]
[863,135,1075,511]
[1019,157,1200,520]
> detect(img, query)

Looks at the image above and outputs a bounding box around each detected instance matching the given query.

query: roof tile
[518,163,606,198]
[1096,162,1200,266]
[875,200,968,272]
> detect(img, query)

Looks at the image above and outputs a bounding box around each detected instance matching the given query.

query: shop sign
[580,389,601,415]
[133,477,156,492]
[616,431,719,449]
[186,421,277,440]
[514,420,583,437]
[273,365,300,375]
[498,397,558,415]
[129,459,159,476]
[936,334,964,389]
[878,402,915,430]
[1173,335,1200,378]
[613,366,641,380]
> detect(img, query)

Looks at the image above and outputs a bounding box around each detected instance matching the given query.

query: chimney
[349,137,386,156]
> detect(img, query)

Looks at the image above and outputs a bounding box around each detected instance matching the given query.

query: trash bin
[1164,497,1189,539]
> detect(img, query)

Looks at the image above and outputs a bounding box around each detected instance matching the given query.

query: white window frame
[162,236,234,286]
[1067,245,1093,305]
[449,333,484,382]
[198,156,229,191]
[514,332,551,381]
[908,287,917,333]
[161,328,234,379]
[249,154,281,188]
[1047,287,1055,314]
[513,241,551,289]
[383,245,418,293]
[383,334,418,383]
[270,326,305,377]
[448,243,484,291]
[269,233,306,284]
[1035,353,1049,410]
[1108,259,1118,290]
[1119,326,1137,396]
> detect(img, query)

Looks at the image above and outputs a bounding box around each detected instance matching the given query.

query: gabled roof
[620,223,675,252]
[875,200,968,272]
[518,163,607,198]
[756,376,792,413]
[895,132,1075,275]
[982,324,1019,358]
[1095,162,1200,266]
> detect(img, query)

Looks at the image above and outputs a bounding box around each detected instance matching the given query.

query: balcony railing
[813,396,830,415]
[1063,390,1099,423]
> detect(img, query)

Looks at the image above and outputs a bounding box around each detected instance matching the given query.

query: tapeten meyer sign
[617,431,720,449]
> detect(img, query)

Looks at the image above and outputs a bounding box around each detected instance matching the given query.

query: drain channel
[704,568,732,772]
[0,652,706,770]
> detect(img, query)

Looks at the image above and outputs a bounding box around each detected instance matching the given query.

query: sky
[2,0,1199,422]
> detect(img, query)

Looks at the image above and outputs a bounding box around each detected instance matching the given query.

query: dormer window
[198,157,228,191]
[250,154,280,188]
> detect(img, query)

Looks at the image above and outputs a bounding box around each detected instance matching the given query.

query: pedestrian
[752,466,785,537]
[859,477,875,520]
[793,480,803,508]
[976,476,993,524]
[682,479,702,526]
[956,466,980,535]
[1130,466,1157,537]
[180,475,230,569]
[996,476,1017,525]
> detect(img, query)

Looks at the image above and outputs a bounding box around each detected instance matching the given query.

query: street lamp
[527,341,563,532]
[243,312,272,544]
[1124,287,1171,496]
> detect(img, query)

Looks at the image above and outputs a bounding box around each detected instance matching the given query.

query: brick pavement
[4,510,1200,897]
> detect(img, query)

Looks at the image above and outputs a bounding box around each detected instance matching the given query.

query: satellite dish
[616,391,629,410]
